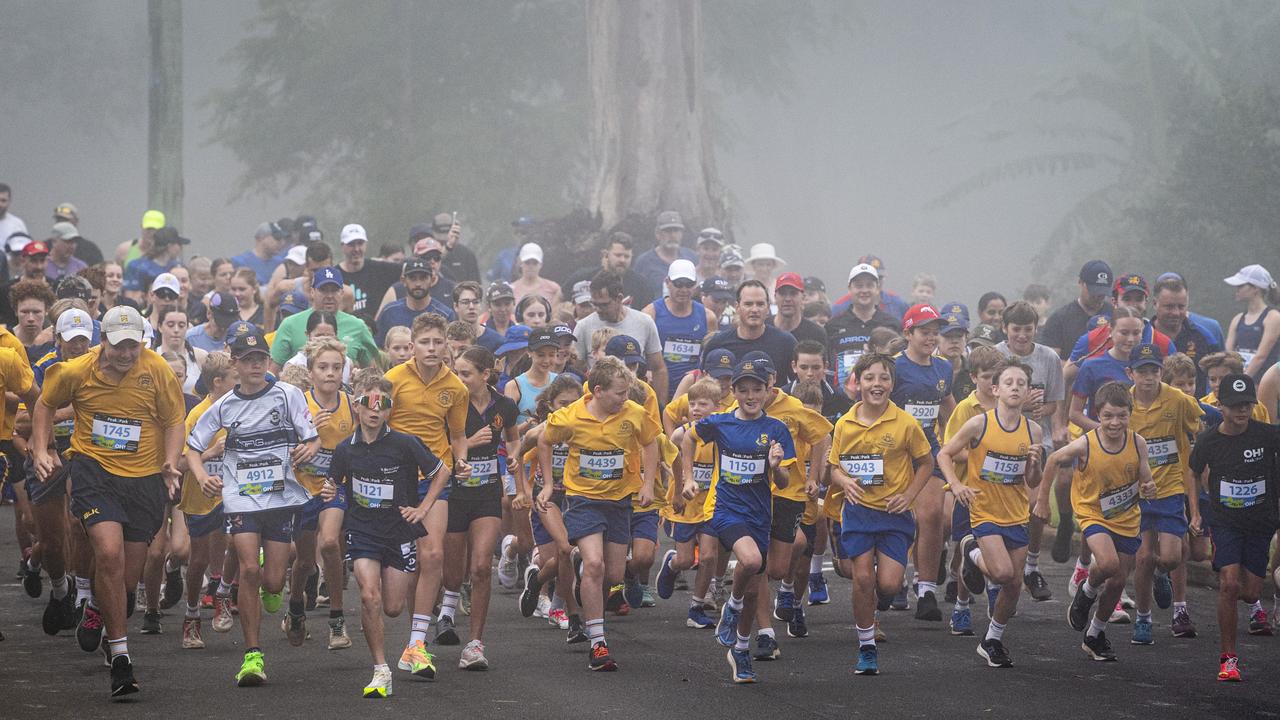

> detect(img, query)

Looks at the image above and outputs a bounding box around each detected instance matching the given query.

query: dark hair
[378,242,404,258]
[1001,300,1039,328]
[977,291,1007,314]
[210,257,233,278]
[852,352,896,383]
[10,279,55,309]
[305,240,331,264]
[306,311,339,335]
[995,359,1033,385]
[1152,275,1186,296]
[1093,381,1133,412]
[535,374,584,422]
[803,301,831,320]
[0,183,10,195]
[794,339,826,361]
[78,264,106,292]
[457,345,497,384]
[452,280,482,305]
[589,270,624,298]
[516,294,552,324]
[736,279,768,302]
[605,232,633,251]
[1022,283,1050,303]
[791,379,824,407]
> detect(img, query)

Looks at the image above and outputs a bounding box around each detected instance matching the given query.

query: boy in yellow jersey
[291,337,357,650]
[941,360,1044,668]
[780,379,828,640]
[539,356,660,671]
[384,313,470,675]
[1199,352,1271,422]
[176,351,236,649]
[32,306,185,700]
[829,353,934,676]
[1039,382,1157,661]
[1125,343,1203,646]
[658,377,723,629]
[662,348,736,435]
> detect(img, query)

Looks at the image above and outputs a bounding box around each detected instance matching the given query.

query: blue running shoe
[623,578,643,609]
[890,587,909,611]
[787,604,808,638]
[716,602,741,648]
[687,606,716,629]
[807,572,830,605]
[727,647,756,683]
[772,590,795,622]
[656,550,678,600]
[1131,619,1153,645]
[855,644,878,675]
[950,607,974,636]
[1153,570,1173,610]
[753,633,780,661]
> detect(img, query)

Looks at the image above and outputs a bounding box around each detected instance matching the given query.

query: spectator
[633,211,696,296]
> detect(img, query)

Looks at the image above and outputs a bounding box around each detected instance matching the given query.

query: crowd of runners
[0,183,1278,700]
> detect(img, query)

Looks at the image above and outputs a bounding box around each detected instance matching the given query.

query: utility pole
[148,0,183,227]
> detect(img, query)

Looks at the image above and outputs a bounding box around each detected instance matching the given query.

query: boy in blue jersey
[681,358,796,684]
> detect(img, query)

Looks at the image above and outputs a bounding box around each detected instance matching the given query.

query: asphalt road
[2,505,1279,720]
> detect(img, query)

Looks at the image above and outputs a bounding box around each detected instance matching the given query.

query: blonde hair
[1199,351,1245,375]
[304,336,348,369]
[587,355,631,394]
[591,327,619,354]
[352,367,391,396]
[203,351,234,383]
[277,364,312,391]
[49,298,90,324]
[1162,352,1197,382]
[687,377,724,404]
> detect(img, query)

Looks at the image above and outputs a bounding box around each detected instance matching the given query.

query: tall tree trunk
[587,0,725,232]
[148,0,183,227]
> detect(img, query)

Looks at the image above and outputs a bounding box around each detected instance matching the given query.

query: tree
[149,0,184,227]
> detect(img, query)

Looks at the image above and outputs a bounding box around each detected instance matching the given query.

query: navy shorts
[770,496,806,544]
[972,521,1029,550]
[186,507,226,539]
[1082,524,1141,556]
[631,509,660,543]
[27,461,69,506]
[68,456,167,544]
[225,507,296,544]
[347,530,418,573]
[830,520,849,560]
[663,518,706,545]
[1208,523,1272,578]
[707,512,769,570]
[447,484,502,533]
[419,477,450,503]
[799,521,817,554]
[531,490,565,546]
[838,501,915,566]
[294,489,348,532]
[563,495,632,545]
[950,500,972,542]
[1139,495,1187,536]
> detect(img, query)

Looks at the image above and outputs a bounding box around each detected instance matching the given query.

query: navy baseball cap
[700,276,734,301]
[1079,260,1113,296]
[605,335,645,365]
[403,258,431,276]
[740,350,776,377]
[313,266,344,290]
[225,321,269,358]
[703,348,737,378]
[731,359,771,386]
[495,325,531,356]
[550,323,576,343]
[527,328,559,351]
[208,291,240,319]
[278,289,310,315]
[940,301,970,335]
[1128,342,1163,369]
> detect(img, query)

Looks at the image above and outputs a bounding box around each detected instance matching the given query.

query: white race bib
[904,402,940,427]
[91,414,142,452]
[297,448,333,478]
[235,458,284,497]
[1220,479,1266,509]
[353,476,395,508]
[461,456,498,487]
[838,350,863,384]
[719,452,766,485]
[1238,350,1257,367]
[691,462,714,490]
[53,418,75,439]
[1100,482,1138,519]
[579,449,624,481]
[663,339,701,363]
[840,453,885,486]
[1145,436,1177,468]
[979,452,1027,485]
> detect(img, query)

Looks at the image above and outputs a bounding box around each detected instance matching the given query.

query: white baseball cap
[151,272,180,296]
[102,306,146,345]
[518,242,544,263]
[848,263,880,282]
[1224,264,1275,290]
[572,280,592,305]
[285,244,307,266]
[667,259,697,283]
[55,308,94,342]
[339,223,368,245]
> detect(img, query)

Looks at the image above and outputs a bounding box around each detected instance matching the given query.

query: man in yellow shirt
[32,305,185,700]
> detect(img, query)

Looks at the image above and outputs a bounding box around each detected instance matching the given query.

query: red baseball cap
[902,303,944,331]
[22,240,49,257]
[775,272,804,292]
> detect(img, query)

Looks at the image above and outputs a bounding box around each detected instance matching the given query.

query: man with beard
[633,212,696,298]
[338,224,402,321]
[565,232,654,311]
[375,258,455,346]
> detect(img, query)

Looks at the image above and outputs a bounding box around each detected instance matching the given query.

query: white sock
[985,619,1006,641]
[918,580,938,596]
[1087,616,1106,638]
[780,580,794,593]
[186,603,200,619]
[856,624,876,646]
[1081,579,1099,599]
[734,631,750,651]
[1250,600,1263,612]
[1024,551,1039,575]
[441,590,460,621]
[409,613,431,645]
[809,555,825,575]
[757,627,775,639]
[217,578,233,596]
[727,594,744,611]
[50,574,69,600]
[75,576,92,604]
[968,546,983,565]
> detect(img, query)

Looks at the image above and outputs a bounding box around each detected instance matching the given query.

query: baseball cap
[414,237,444,257]
[902,304,944,331]
[487,281,515,303]
[1224,264,1276,290]
[409,223,434,242]
[804,276,826,294]
[278,289,310,315]
[719,248,744,269]
[433,213,454,233]
[225,321,270,358]
[551,323,576,342]
[1113,273,1149,297]
[740,351,775,376]
[697,228,724,247]
[50,222,80,242]
[55,275,93,302]
[700,276,734,300]
[151,273,180,297]
[56,308,94,342]
[141,210,166,230]
[668,259,697,283]
[1085,313,1110,332]
[339,223,367,245]
[22,240,49,257]
[6,232,32,253]
[284,244,307,266]
[1217,373,1257,407]
[518,242,544,263]
[54,203,78,221]
[102,306,146,345]
[656,211,684,231]
[572,280,592,305]
[313,266,344,289]
[939,301,969,319]
[495,325,532,356]
[703,348,737,378]
[941,313,969,335]
[1079,260,1113,296]
[1128,342,1164,369]
[731,359,771,386]
[153,227,190,247]
[857,254,885,272]
[528,328,560,351]
[403,258,431,276]
[967,323,1002,348]
[208,291,240,318]
[775,272,804,292]
[848,263,879,283]
[604,335,645,365]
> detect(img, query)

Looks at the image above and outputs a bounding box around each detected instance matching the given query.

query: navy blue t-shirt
[329,426,443,542]
[696,411,795,530]
[891,353,952,454]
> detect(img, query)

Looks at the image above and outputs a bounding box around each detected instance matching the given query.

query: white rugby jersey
[187,379,318,514]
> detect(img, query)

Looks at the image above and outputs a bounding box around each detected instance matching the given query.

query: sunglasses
[355,393,392,410]
[699,232,723,241]
[671,279,697,289]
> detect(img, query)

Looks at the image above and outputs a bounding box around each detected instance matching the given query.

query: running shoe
[1153,570,1173,610]
[787,604,808,638]
[716,602,741,648]
[915,590,942,621]
[875,622,887,643]
[854,644,878,675]
[534,594,552,619]
[639,585,656,608]
[807,572,829,605]
[1131,618,1153,645]
[727,647,756,683]
[110,655,139,700]
[773,588,796,622]
[1218,655,1241,682]
[566,614,588,644]
[435,615,461,645]
[236,650,267,686]
[328,616,352,650]
[656,550,678,600]
[259,588,283,614]
[497,535,519,590]
[1051,519,1073,563]
[1171,607,1197,638]
[284,611,306,646]
[42,591,75,636]
[687,606,716,629]
[212,594,234,633]
[21,562,42,598]
[1068,564,1088,597]
[161,565,184,610]
[201,593,215,610]
[606,584,630,615]
[890,586,910,611]
[711,580,728,611]
[77,602,104,652]
[363,665,392,698]
[949,607,974,636]
[589,640,617,671]
[623,577,643,609]
[978,638,1013,668]
[1109,602,1131,624]
[960,535,985,595]
[1067,586,1096,632]
[397,640,436,679]
[459,639,489,670]
[548,607,569,629]
[1082,631,1117,661]
[182,617,205,649]
[1023,570,1052,601]
[1120,590,1135,610]
[753,633,780,661]
[944,578,958,604]
[1249,607,1273,635]
[519,564,542,618]
[140,611,162,635]
[460,581,472,616]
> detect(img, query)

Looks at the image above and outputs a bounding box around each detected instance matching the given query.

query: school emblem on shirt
[756,433,770,448]
[936,379,946,392]
[137,374,152,389]
[437,390,456,406]
[1018,443,1028,454]
[492,415,505,431]
[1162,411,1174,420]
[878,433,897,449]
[270,409,281,425]
[617,420,634,437]
[1124,463,1136,475]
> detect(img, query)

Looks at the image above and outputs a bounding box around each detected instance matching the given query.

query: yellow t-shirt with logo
[294,391,357,495]
[828,402,931,513]
[1131,383,1202,499]
[178,396,224,516]
[0,345,34,442]
[544,395,660,501]
[663,423,715,525]
[386,358,468,467]
[764,389,834,503]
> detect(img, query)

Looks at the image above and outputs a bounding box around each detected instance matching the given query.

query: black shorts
[447,483,502,533]
[770,496,806,544]
[347,530,418,573]
[225,507,297,544]
[27,460,70,506]
[68,456,167,544]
